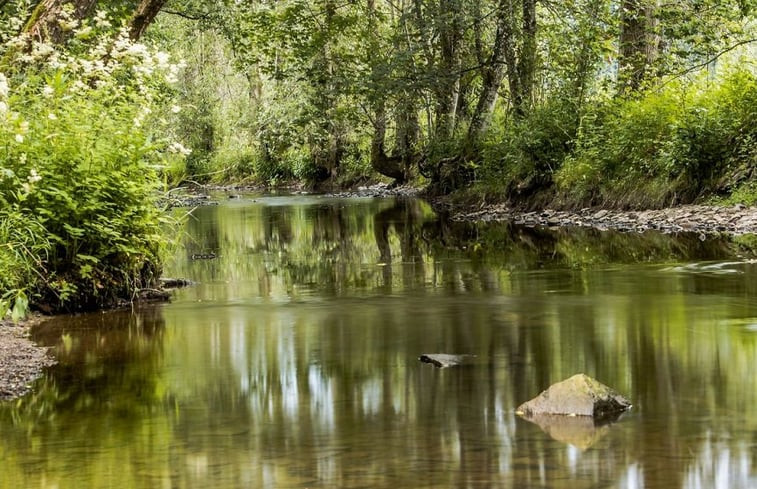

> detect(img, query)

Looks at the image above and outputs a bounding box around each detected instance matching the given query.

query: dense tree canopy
[7,0,751,190]
[143,0,754,191]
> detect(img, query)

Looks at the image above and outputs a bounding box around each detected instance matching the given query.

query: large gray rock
[516,373,631,420]
[419,353,476,368]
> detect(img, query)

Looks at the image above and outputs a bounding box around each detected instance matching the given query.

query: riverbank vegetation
[1,1,185,317]
[149,0,755,202]
[1,0,756,317]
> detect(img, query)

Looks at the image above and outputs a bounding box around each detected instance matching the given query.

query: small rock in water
[419,353,476,368]
[516,373,631,420]
[191,253,217,260]
[159,277,196,288]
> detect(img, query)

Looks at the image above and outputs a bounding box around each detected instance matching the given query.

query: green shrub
[477,100,579,200]
[669,70,757,197]
[208,147,258,183]
[556,69,757,207]
[0,209,50,320]
[0,30,188,316]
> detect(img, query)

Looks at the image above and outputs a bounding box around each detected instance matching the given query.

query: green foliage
[556,69,757,207]
[0,208,48,319]
[476,100,579,199]
[135,0,756,201]
[0,26,188,316]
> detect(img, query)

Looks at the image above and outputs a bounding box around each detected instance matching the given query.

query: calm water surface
[1,195,756,489]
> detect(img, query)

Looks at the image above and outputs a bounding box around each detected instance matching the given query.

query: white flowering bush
[0,18,190,316]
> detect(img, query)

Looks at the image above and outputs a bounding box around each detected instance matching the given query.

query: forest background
[0,0,755,315]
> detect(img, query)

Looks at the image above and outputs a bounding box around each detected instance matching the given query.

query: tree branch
[668,38,757,81]
[161,9,211,22]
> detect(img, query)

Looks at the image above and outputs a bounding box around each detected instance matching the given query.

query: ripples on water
[1,195,755,488]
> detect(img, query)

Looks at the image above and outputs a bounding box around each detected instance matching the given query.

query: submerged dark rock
[159,277,196,288]
[191,253,217,260]
[419,353,476,368]
[516,373,631,420]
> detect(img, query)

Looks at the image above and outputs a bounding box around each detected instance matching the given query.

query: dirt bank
[448,203,757,236]
[0,317,56,401]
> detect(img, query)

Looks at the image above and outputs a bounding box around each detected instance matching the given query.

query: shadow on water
[1,195,755,488]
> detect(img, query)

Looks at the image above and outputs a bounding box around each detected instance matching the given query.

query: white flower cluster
[1,14,193,170]
[20,168,42,194]
[0,73,29,144]
[108,29,186,84]
[4,23,187,94]
[94,10,112,29]
[168,142,192,156]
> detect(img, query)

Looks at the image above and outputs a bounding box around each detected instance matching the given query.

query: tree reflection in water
[1,195,755,489]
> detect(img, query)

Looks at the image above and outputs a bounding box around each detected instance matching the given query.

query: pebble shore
[0,318,55,401]
[452,204,757,236]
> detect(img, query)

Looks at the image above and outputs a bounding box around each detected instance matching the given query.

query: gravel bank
[0,318,56,401]
[451,204,757,235]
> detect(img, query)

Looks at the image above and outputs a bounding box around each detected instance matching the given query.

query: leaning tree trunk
[466,0,515,147]
[467,0,537,144]
[129,0,168,41]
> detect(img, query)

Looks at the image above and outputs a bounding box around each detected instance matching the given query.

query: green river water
[1,194,756,488]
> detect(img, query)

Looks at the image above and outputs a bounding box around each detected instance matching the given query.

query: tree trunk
[129,0,168,41]
[394,95,419,177]
[23,0,97,44]
[433,0,462,141]
[367,0,404,182]
[514,0,537,116]
[371,103,407,182]
[569,0,605,109]
[467,0,538,145]
[466,0,514,145]
[618,0,659,94]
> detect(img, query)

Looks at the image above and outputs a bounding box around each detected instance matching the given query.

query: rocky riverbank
[171,183,757,236]
[0,317,55,401]
[449,203,757,236]
[325,182,422,198]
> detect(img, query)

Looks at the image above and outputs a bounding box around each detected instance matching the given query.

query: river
[1,194,755,488]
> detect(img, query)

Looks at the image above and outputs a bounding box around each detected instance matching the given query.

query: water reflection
[518,413,620,450]
[1,195,756,488]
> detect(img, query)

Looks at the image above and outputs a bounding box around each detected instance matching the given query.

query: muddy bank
[448,203,757,235]
[0,317,56,401]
